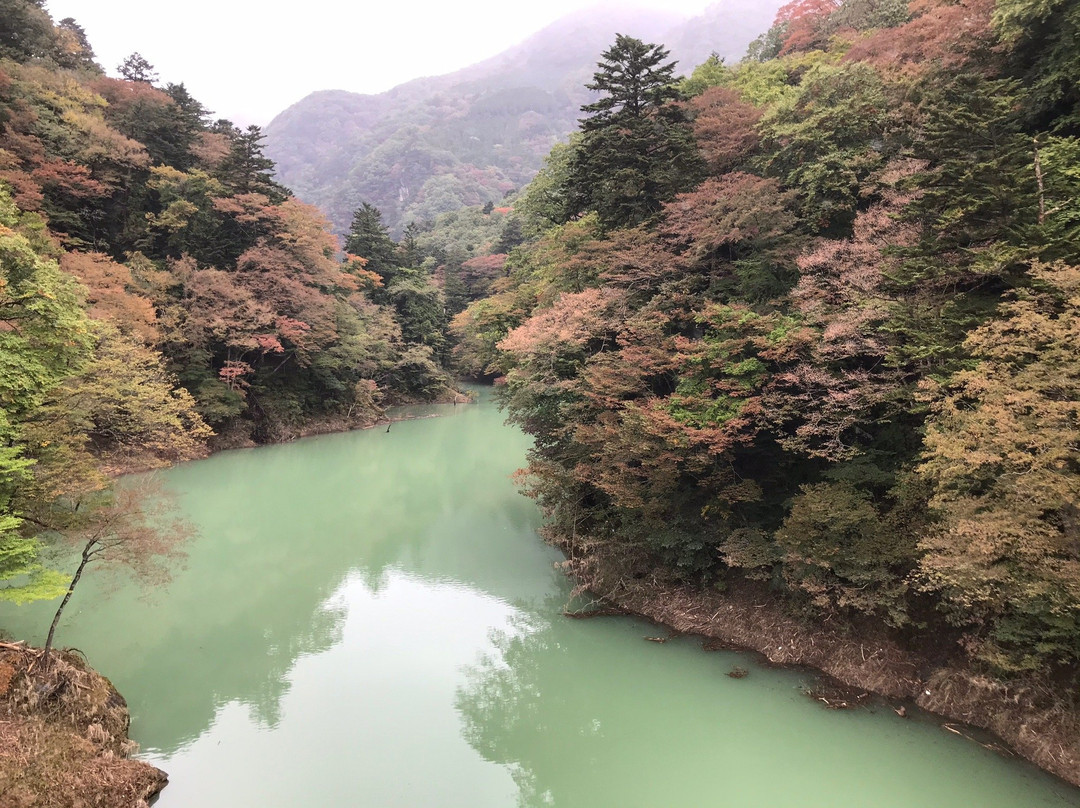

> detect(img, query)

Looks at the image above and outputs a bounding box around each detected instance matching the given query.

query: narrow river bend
[2,390,1077,806]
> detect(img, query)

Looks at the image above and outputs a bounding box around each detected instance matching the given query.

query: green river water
[1,390,1078,807]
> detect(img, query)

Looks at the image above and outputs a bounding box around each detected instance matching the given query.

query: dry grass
[0,643,167,808]
[553,532,1080,788]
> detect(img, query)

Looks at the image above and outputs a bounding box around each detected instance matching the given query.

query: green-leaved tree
[563,34,703,231]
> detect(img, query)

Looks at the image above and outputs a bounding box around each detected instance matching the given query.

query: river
[1,390,1077,806]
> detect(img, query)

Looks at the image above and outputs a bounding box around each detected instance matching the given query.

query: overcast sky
[43,1,716,127]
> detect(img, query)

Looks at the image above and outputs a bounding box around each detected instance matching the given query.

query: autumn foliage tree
[917,263,1080,671]
[460,7,1080,691]
[0,5,457,624]
[42,482,191,667]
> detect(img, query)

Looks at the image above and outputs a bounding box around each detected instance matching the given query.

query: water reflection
[0,392,548,758]
[0,392,1076,808]
[456,601,1080,808]
[457,598,583,808]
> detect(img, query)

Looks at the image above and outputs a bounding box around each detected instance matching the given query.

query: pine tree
[563,35,703,231]
[216,124,288,201]
[117,51,157,83]
[345,202,400,289]
[55,17,100,71]
[397,221,423,269]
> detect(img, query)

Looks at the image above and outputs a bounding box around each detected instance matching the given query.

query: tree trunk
[42,541,95,670]
[1034,136,1046,225]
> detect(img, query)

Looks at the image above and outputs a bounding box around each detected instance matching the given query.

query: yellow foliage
[918,263,1080,669]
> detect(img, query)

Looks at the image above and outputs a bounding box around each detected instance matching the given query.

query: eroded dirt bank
[0,643,167,808]
[556,535,1080,789]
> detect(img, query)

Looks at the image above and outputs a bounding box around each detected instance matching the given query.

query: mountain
[263,1,783,235]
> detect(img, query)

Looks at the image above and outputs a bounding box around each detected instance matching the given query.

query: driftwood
[562,606,627,619]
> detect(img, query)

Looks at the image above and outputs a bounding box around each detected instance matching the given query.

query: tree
[216,123,288,201]
[776,480,915,626]
[148,83,210,170]
[54,323,213,471]
[0,186,93,605]
[117,51,157,84]
[917,262,1080,671]
[397,221,423,269]
[842,0,996,72]
[515,140,577,237]
[581,35,679,124]
[689,87,763,175]
[659,172,799,299]
[830,0,910,31]
[42,481,191,667]
[345,202,400,288]
[494,215,525,254]
[995,0,1080,132]
[92,77,200,171]
[55,17,100,71]
[388,277,447,353]
[459,253,508,300]
[563,35,703,231]
[905,73,1033,257]
[59,251,159,344]
[757,61,891,235]
[0,0,56,62]
[773,0,841,55]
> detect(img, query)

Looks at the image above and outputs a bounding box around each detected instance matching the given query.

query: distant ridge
[264,1,783,235]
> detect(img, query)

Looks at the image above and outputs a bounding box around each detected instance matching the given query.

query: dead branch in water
[562,606,627,619]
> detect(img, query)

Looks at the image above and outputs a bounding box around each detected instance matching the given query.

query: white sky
[43,1,716,127]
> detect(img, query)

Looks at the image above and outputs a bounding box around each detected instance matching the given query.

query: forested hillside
[451,0,1080,773]
[0,0,456,605]
[3,0,1080,788]
[263,0,784,236]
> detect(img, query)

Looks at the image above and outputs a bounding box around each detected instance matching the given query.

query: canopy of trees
[0,2,457,612]
[4,0,1080,755]
[452,3,1080,691]
[562,35,703,230]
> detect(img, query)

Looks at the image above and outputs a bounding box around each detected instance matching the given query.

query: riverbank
[253,389,474,446]
[105,388,475,474]
[553,531,1080,789]
[0,643,167,807]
